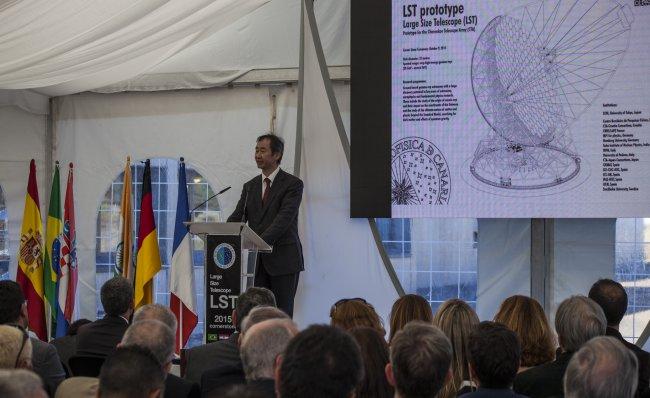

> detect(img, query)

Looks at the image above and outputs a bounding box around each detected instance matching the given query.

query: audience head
[389,294,433,343]
[98,345,165,398]
[277,324,363,398]
[468,321,521,389]
[555,295,606,352]
[132,304,178,332]
[564,336,638,398]
[100,277,134,317]
[66,318,92,336]
[234,287,276,332]
[0,281,27,327]
[493,295,556,367]
[330,298,385,336]
[241,306,289,335]
[386,321,452,398]
[588,279,628,328]
[0,369,47,398]
[0,325,32,369]
[121,320,175,373]
[350,327,394,398]
[433,299,479,398]
[241,318,298,381]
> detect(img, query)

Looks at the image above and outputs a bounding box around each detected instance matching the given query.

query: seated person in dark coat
[50,318,91,374]
[460,321,528,398]
[98,346,165,398]
[76,276,133,358]
[514,296,607,398]
[589,278,650,397]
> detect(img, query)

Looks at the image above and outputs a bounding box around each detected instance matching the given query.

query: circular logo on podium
[213,243,236,269]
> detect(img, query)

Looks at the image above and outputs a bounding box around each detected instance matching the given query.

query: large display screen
[351,0,650,218]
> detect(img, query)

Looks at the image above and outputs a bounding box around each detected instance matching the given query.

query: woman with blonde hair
[433,299,479,398]
[493,295,556,371]
[329,298,386,336]
[388,294,433,343]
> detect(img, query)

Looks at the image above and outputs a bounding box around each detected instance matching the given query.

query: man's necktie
[262,177,271,206]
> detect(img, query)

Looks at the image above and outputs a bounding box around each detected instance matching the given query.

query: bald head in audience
[132,304,178,332]
[241,318,298,381]
[98,346,165,398]
[0,369,47,398]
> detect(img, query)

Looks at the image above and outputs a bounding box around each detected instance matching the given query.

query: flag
[170,158,198,353]
[44,162,62,339]
[16,159,47,340]
[116,156,134,281]
[54,164,77,337]
[134,159,161,309]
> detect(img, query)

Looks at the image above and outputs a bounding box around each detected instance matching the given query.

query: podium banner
[205,235,241,342]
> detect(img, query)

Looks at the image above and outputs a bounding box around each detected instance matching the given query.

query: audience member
[214,384,268,398]
[350,327,394,398]
[0,369,48,398]
[462,321,527,397]
[564,336,638,398]
[132,303,178,329]
[330,298,385,336]
[200,305,289,396]
[386,321,452,398]
[54,376,98,398]
[514,295,606,398]
[0,280,65,395]
[184,287,276,384]
[0,324,32,369]
[433,298,480,397]
[277,324,363,398]
[589,278,650,396]
[388,294,433,344]
[493,295,556,371]
[50,318,91,375]
[122,319,199,398]
[98,345,165,398]
[239,318,298,397]
[75,276,133,357]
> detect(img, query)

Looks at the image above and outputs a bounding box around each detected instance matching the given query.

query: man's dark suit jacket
[75,315,129,357]
[227,169,304,276]
[200,362,246,396]
[31,337,66,396]
[513,351,574,398]
[183,332,240,384]
[247,378,276,398]
[607,327,650,397]
[460,388,529,398]
[165,373,200,398]
[51,334,77,375]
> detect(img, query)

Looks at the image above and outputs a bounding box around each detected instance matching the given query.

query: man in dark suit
[589,278,650,397]
[0,280,66,396]
[514,296,607,398]
[183,287,276,384]
[227,134,304,317]
[75,276,133,358]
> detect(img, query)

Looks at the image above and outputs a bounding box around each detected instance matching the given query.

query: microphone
[240,186,250,223]
[190,186,231,213]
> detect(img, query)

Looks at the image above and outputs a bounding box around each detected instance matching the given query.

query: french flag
[170,158,198,353]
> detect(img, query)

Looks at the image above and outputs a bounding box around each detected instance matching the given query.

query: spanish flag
[134,159,161,309]
[16,159,47,340]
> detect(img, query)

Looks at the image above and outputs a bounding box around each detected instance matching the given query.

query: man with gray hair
[123,319,199,398]
[240,318,298,397]
[385,321,452,398]
[0,369,47,398]
[133,303,178,331]
[514,295,607,398]
[564,336,638,398]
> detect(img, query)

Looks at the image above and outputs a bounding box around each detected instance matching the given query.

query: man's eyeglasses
[9,324,29,368]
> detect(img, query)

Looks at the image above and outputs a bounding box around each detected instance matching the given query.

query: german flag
[16,159,47,340]
[134,159,161,309]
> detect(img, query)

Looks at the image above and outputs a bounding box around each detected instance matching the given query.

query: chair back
[68,355,105,377]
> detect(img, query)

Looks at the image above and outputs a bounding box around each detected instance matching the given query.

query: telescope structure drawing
[470,0,633,190]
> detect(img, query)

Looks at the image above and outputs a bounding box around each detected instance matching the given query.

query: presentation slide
[391,0,650,217]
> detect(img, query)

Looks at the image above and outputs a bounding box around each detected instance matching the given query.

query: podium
[186,222,272,343]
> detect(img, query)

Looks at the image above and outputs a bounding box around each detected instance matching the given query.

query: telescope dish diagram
[470,0,633,190]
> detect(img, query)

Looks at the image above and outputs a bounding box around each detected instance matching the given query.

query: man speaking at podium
[228,134,304,317]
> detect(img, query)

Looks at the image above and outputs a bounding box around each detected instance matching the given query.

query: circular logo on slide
[213,243,236,269]
[391,137,451,205]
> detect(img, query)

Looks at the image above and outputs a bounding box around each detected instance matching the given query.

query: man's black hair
[257,134,284,164]
[279,324,363,398]
[468,321,521,389]
[99,345,165,398]
[588,278,628,326]
[100,277,133,317]
[234,287,276,332]
[0,281,25,324]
